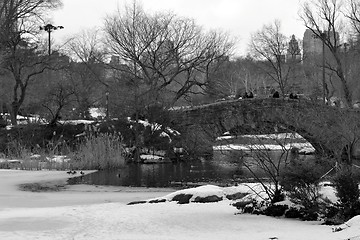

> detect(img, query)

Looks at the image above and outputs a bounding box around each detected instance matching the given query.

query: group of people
[272,91,299,99]
[236,90,299,100]
[289,93,299,99]
[242,91,254,99]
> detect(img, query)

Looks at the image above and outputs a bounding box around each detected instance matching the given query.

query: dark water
[68,150,311,188]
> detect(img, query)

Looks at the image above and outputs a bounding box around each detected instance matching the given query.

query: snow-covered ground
[0,170,360,240]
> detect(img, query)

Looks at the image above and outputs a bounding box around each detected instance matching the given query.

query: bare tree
[42,82,75,125]
[205,57,265,100]
[241,133,297,204]
[235,57,270,97]
[344,0,360,101]
[103,1,235,107]
[103,1,234,162]
[300,0,353,107]
[346,0,360,33]
[0,0,63,124]
[65,30,108,119]
[205,59,243,99]
[0,0,61,59]
[66,29,107,64]
[250,20,301,97]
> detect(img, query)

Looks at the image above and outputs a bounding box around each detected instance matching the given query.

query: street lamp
[40,24,64,55]
[106,90,109,119]
[320,31,326,105]
[342,42,349,80]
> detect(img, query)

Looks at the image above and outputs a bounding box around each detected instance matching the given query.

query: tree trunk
[10,102,20,125]
[340,77,353,108]
[10,75,28,126]
[49,107,62,126]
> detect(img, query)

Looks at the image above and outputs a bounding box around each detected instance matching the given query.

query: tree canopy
[104,2,235,107]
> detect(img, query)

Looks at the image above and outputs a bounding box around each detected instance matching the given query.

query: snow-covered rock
[140,154,171,164]
[128,184,268,205]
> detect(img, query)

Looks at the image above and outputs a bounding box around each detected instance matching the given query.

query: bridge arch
[170,98,360,159]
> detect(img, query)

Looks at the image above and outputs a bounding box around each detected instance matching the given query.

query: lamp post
[106,90,109,119]
[343,42,349,81]
[321,32,326,105]
[40,24,64,55]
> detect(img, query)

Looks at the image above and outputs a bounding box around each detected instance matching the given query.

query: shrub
[331,167,360,222]
[1,124,84,154]
[70,133,125,170]
[285,207,303,219]
[281,157,323,217]
[177,125,213,161]
[284,206,319,220]
[264,204,288,217]
[300,209,319,221]
[241,132,298,204]
[333,168,360,205]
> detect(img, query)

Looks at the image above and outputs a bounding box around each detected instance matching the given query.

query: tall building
[303,29,339,59]
[303,29,323,57]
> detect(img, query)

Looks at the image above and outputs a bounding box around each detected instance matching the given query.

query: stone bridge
[170,98,360,160]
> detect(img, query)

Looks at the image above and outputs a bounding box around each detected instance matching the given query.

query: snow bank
[334,215,360,239]
[0,170,360,240]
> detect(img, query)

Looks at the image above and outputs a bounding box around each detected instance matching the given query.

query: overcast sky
[51,0,306,57]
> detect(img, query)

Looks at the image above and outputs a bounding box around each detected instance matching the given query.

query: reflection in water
[68,150,314,188]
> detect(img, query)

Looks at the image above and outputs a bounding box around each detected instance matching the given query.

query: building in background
[303,29,323,57]
[302,29,339,60]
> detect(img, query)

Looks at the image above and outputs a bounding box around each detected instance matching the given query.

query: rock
[127,200,147,205]
[232,200,253,210]
[171,193,193,204]
[225,192,249,200]
[193,195,223,203]
[149,199,166,204]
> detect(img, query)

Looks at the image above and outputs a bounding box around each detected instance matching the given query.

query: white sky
[51,0,306,57]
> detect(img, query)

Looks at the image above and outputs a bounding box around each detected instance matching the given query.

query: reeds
[1,133,125,170]
[70,133,125,170]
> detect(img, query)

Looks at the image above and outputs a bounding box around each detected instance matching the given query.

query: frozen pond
[68,149,315,188]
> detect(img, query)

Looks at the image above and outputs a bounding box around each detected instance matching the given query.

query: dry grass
[1,133,126,170]
[69,133,125,170]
